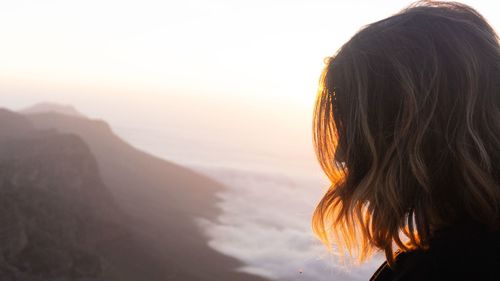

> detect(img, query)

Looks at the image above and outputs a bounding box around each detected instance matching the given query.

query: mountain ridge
[0,106,272,281]
[0,113,124,280]
[20,102,86,118]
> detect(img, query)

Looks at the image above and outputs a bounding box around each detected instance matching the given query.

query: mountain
[0,111,124,280]
[15,107,270,281]
[20,102,86,118]
[0,109,36,138]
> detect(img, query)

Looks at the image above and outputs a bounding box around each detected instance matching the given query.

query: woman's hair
[312,1,500,265]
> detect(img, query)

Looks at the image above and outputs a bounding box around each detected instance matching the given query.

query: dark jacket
[370,220,500,281]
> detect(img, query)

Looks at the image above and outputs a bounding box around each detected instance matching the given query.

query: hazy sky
[1,0,497,100]
[0,0,498,170]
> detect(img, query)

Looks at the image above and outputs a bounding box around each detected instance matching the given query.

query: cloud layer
[197,167,382,281]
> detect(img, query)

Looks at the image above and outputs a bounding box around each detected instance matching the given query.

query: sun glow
[1,1,497,105]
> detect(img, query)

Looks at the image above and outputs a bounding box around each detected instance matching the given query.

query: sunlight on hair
[312,0,500,267]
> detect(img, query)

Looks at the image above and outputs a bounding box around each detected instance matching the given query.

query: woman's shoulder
[369,250,432,281]
[370,222,500,281]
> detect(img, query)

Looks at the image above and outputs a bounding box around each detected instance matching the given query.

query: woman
[312,1,499,280]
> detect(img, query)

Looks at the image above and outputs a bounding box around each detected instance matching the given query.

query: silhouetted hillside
[20,103,86,118]
[0,109,36,138]
[0,112,122,280]
[9,107,270,281]
[25,112,221,219]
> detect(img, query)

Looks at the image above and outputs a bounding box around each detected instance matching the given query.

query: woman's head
[313,1,499,264]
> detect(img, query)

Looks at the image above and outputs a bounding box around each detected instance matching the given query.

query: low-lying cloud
[196,167,382,281]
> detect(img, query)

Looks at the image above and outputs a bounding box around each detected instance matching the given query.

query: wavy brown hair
[312,1,500,265]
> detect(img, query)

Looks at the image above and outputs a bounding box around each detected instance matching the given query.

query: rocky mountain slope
[0,108,270,281]
[0,111,123,280]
